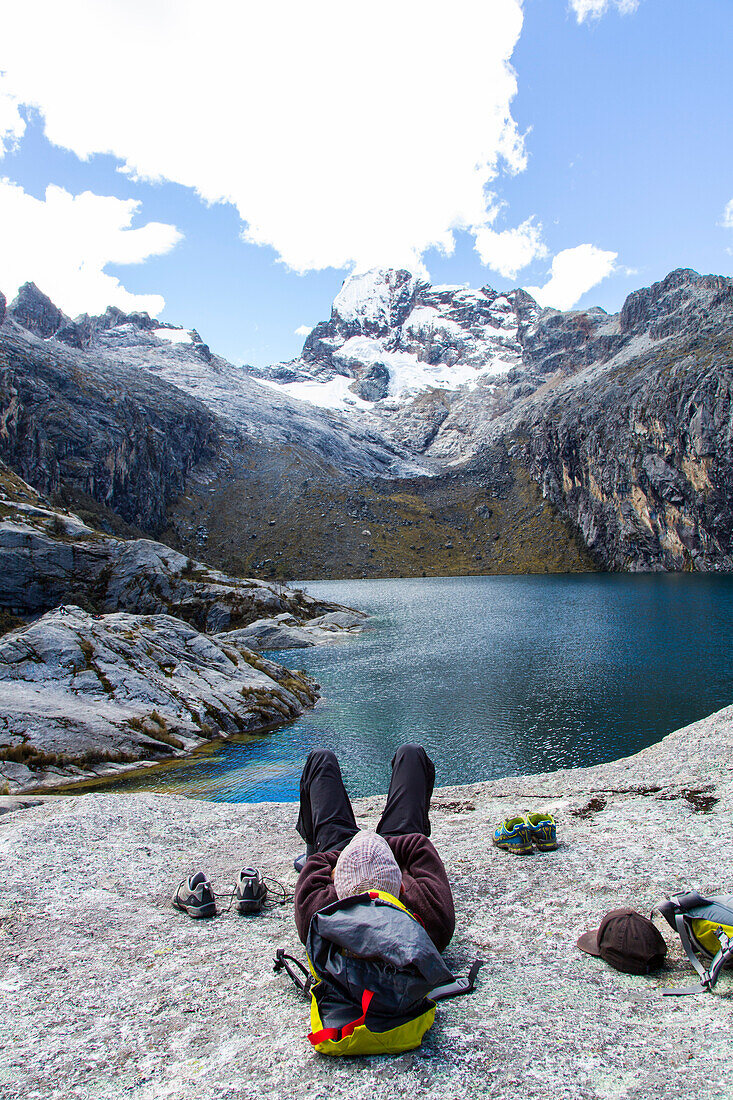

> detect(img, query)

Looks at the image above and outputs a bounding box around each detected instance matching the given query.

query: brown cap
[577,908,667,975]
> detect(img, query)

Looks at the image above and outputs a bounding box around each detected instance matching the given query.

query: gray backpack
[657,891,733,995]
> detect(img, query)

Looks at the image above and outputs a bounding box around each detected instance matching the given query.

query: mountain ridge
[1,267,731,576]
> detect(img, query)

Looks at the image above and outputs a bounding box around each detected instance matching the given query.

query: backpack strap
[661,913,710,995]
[430,959,485,1002]
[661,917,733,997]
[275,948,484,1004]
[308,988,375,1047]
[273,949,314,997]
[707,929,733,990]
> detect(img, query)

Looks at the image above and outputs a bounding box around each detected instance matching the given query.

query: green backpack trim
[656,891,733,996]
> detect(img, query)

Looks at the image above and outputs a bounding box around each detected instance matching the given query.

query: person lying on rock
[294,744,455,952]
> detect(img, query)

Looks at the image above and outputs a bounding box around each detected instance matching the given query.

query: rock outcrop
[7,282,67,338]
[222,609,365,650]
[6,282,162,347]
[1,704,731,1097]
[0,605,319,792]
[0,469,365,790]
[0,483,355,630]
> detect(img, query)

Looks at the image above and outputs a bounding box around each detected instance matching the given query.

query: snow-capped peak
[332,269,424,334]
[260,269,532,411]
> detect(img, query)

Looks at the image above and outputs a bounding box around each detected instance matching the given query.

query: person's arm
[293,851,339,944]
[387,834,455,952]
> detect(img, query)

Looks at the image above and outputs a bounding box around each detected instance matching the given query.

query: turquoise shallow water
[94,574,733,803]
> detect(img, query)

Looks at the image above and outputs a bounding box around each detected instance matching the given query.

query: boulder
[222,617,318,650]
[0,605,319,791]
[221,608,365,650]
[306,610,364,630]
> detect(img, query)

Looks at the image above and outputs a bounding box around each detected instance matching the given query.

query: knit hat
[333,831,403,901]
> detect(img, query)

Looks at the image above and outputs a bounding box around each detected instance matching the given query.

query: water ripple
[95,574,733,803]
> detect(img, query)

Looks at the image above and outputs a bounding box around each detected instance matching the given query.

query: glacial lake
[95,574,733,803]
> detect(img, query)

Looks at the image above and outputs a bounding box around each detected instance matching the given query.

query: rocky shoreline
[1,703,731,1099]
[0,466,367,794]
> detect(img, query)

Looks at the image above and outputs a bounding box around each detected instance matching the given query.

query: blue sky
[0,0,731,367]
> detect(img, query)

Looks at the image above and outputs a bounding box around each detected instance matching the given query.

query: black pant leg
[376,744,436,838]
[296,749,360,853]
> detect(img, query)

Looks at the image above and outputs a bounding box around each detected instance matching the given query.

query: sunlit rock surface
[0,704,731,1097]
[221,609,366,650]
[0,605,319,792]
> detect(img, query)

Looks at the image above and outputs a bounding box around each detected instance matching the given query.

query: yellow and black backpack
[275,889,481,1055]
[657,891,733,995]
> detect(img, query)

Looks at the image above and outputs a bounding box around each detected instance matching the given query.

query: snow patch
[257,373,373,413]
[403,306,464,338]
[153,328,192,345]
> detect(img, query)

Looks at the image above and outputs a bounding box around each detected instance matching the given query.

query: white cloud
[524,244,617,309]
[0,0,536,277]
[569,0,639,22]
[0,179,182,316]
[0,76,26,154]
[295,324,314,337]
[721,199,733,229]
[473,216,547,279]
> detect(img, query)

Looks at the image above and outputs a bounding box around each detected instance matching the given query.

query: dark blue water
[95,574,733,802]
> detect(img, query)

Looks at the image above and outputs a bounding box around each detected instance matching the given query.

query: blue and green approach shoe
[524,812,558,851]
[492,816,532,855]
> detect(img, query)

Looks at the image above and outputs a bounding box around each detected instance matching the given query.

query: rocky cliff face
[504,299,733,570]
[252,267,733,571]
[0,295,221,532]
[474,269,733,571]
[2,268,731,575]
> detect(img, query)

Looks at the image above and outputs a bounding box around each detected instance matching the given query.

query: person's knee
[393,743,426,763]
[304,748,339,774]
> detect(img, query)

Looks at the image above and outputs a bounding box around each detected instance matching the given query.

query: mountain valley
[1,266,732,581]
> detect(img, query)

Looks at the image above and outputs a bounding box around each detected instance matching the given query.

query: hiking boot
[294,844,316,874]
[172,871,217,918]
[492,817,532,855]
[234,867,268,914]
[524,812,558,851]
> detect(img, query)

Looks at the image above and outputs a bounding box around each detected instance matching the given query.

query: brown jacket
[294,833,455,952]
